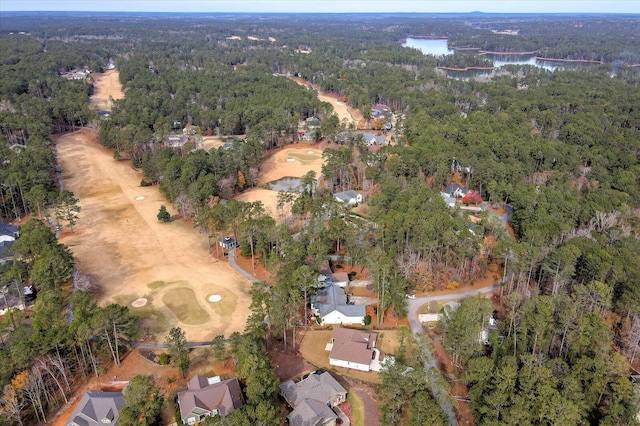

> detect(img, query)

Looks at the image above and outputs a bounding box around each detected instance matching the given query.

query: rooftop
[311,286,365,318]
[329,327,377,366]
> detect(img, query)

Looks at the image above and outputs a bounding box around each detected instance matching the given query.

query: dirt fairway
[289,76,362,125]
[55,130,252,342]
[90,69,124,111]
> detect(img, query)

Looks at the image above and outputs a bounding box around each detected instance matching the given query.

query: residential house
[333,190,362,205]
[61,69,90,80]
[219,237,236,250]
[440,192,456,208]
[177,376,244,425]
[287,399,338,426]
[328,327,388,372]
[167,135,188,148]
[330,272,349,288]
[280,370,347,426]
[311,286,365,325]
[66,391,124,426]
[361,132,386,147]
[443,184,469,199]
[0,222,19,261]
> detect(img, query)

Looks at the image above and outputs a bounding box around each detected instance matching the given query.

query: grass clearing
[297,329,403,385]
[347,391,365,426]
[163,287,210,325]
[147,280,175,290]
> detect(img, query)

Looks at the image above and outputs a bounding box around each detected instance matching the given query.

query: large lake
[402,37,584,73]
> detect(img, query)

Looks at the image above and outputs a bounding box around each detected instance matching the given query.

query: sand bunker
[131,298,148,307]
[208,294,222,302]
[135,196,145,201]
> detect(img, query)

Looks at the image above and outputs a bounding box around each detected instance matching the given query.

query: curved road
[406,281,502,426]
[228,247,259,282]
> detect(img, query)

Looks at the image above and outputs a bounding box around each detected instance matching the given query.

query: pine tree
[157,205,171,222]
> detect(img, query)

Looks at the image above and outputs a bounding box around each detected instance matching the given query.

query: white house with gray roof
[66,391,124,426]
[0,222,18,261]
[311,285,365,325]
[333,190,362,206]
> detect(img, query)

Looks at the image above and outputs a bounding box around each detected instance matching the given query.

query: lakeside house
[333,190,362,205]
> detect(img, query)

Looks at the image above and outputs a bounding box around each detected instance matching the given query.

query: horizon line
[2,10,639,15]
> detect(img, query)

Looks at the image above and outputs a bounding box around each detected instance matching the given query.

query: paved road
[228,247,259,282]
[405,281,502,426]
[130,340,215,349]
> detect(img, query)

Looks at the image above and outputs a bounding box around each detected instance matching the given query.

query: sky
[1,0,639,14]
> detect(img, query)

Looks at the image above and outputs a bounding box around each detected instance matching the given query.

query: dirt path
[55,130,252,342]
[90,69,124,111]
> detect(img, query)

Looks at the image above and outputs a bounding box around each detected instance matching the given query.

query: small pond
[268,177,302,192]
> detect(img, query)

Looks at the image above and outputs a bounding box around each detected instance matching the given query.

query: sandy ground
[55,130,252,342]
[201,136,225,151]
[234,144,324,220]
[257,144,324,184]
[90,69,124,111]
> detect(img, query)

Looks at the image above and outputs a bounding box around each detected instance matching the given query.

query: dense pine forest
[0,12,639,425]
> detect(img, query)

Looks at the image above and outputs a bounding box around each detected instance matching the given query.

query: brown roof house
[177,375,244,425]
[327,327,390,372]
[66,391,124,426]
[280,370,347,426]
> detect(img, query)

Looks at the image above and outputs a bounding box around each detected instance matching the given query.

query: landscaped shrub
[158,352,170,365]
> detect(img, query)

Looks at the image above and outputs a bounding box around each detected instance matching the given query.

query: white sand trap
[208,294,222,303]
[286,158,296,162]
[135,196,145,201]
[307,150,315,154]
[131,298,147,307]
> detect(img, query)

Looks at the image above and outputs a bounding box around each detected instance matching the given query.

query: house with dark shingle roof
[280,370,347,426]
[328,327,388,372]
[287,399,338,426]
[177,375,243,425]
[311,286,365,325]
[66,391,124,426]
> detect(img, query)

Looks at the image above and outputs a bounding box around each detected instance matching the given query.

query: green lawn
[347,391,365,426]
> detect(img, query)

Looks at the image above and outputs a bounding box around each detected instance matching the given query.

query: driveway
[405,281,501,426]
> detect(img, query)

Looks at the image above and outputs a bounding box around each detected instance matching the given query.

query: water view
[402,38,452,56]
[267,177,302,192]
[403,37,588,74]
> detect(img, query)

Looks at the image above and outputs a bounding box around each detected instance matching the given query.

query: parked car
[405,294,416,300]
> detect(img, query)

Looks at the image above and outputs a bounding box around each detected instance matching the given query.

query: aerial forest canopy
[0,12,639,425]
